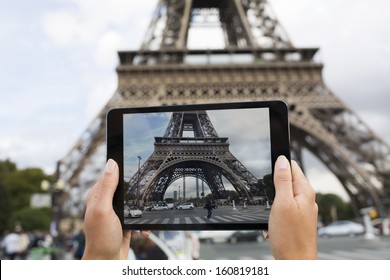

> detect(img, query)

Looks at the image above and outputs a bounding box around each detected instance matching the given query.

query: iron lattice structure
[57,0,390,218]
[126,111,264,204]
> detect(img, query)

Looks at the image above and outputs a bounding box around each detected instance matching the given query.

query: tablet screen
[107,101,289,230]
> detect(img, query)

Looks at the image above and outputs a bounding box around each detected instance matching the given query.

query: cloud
[306,167,349,202]
[41,10,80,46]
[41,0,157,48]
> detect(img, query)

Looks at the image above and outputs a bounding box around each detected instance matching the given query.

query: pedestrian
[204,201,213,219]
[18,229,30,260]
[73,230,85,260]
[1,229,20,260]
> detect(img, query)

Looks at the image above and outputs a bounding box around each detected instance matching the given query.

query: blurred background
[1,0,390,260]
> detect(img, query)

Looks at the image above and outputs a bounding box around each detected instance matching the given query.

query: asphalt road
[199,236,390,260]
[124,206,269,225]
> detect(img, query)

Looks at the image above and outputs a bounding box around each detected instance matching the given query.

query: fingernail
[276,156,289,169]
[105,159,116,174]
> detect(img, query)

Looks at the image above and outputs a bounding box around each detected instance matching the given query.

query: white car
[177,202,194,210]
[318,220,364,237]
[195,231,236,243]
[152,205,168,211]
[124,206,142,218]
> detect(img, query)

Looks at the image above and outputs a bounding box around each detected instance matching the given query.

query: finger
[273,156,293,200]
[94,159,119,210]
[140,231,150,238]
[291,161,315,199]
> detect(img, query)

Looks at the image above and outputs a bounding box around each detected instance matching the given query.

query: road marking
[150,219,159,224]
[137,219,149,224]
[318,252,351,260]
[226,215,243,221]
[194,217,206,224]
[355,248,390,259]
[173,218,180,224]
[185,217,192,224]
[213,216,232,222]
[232,215,257,221]
[161,218,169,224]
[318,247,390,260]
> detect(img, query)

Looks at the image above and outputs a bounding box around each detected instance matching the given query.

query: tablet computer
[107,100,290,230]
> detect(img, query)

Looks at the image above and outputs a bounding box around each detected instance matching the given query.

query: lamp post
[136,156,142,208]
[40,178,65,259]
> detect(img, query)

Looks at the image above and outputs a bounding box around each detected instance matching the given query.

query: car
[195,230,264,244]
[318,220,365,238]
[124,206,142,218]
[152,205,168,211]
[227,230,264,244]
[177,202,194,210]
[195,231,236,243]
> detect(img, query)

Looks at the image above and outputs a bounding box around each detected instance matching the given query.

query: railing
[154,137,229,144]
[118,47,319,66]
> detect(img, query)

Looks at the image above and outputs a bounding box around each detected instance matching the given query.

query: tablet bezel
[107,100,290,230]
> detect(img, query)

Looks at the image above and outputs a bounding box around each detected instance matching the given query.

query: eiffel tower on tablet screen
[57,0,389,220]
[125,110,267,206]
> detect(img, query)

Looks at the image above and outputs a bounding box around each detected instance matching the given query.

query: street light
[136,156,142,208]
[40,178,66,259]
[40,179,65,236]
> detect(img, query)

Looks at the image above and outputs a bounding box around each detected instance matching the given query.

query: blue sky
[123,108,271,180]
[0,0,389,200]
[123,108,271,199]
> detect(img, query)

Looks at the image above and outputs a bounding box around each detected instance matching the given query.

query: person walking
[1,229,20,260]
[204,201,213,219]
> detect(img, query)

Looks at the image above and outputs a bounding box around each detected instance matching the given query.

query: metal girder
[125,111,263,204]
[141,0,291,50]
[57,0,390,220]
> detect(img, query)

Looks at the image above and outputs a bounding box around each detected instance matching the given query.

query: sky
[123,108,271,199]
[0,0,389,201]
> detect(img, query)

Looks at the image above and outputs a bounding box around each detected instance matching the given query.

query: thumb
[94,159,119,210]
[273,156,293,201]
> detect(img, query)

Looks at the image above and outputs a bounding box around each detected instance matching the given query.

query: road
[199,236,390,260]
[124,206,269,225]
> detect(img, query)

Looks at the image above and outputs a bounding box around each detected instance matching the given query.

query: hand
[82,159,149,260]
[268,156,318,260]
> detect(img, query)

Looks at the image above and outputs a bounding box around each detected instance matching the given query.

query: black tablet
[107,100,290,230]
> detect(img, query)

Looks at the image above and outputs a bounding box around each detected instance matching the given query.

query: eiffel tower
[125,110,265,205]
[57,0,390,218]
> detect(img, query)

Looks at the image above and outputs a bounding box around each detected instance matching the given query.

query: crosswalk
[212,247,390,260]
[124,211,269,225]
[318,247,390,260]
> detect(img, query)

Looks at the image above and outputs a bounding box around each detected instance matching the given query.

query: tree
[9,207,52,232]
[0,159,52,233]
[316,193,354,224]
[0,160,17,233]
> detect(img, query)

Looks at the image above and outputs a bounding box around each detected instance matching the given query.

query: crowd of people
[0,225,85,260]
[1,226,52,260]
[2,156,318,260]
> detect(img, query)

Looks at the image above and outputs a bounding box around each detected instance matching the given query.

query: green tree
[316,193,354,224]
[5,168,51,210]
[0,160,17,233]
[0,159,52,233]
[226,190,240,202]
[9,207,52,231]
